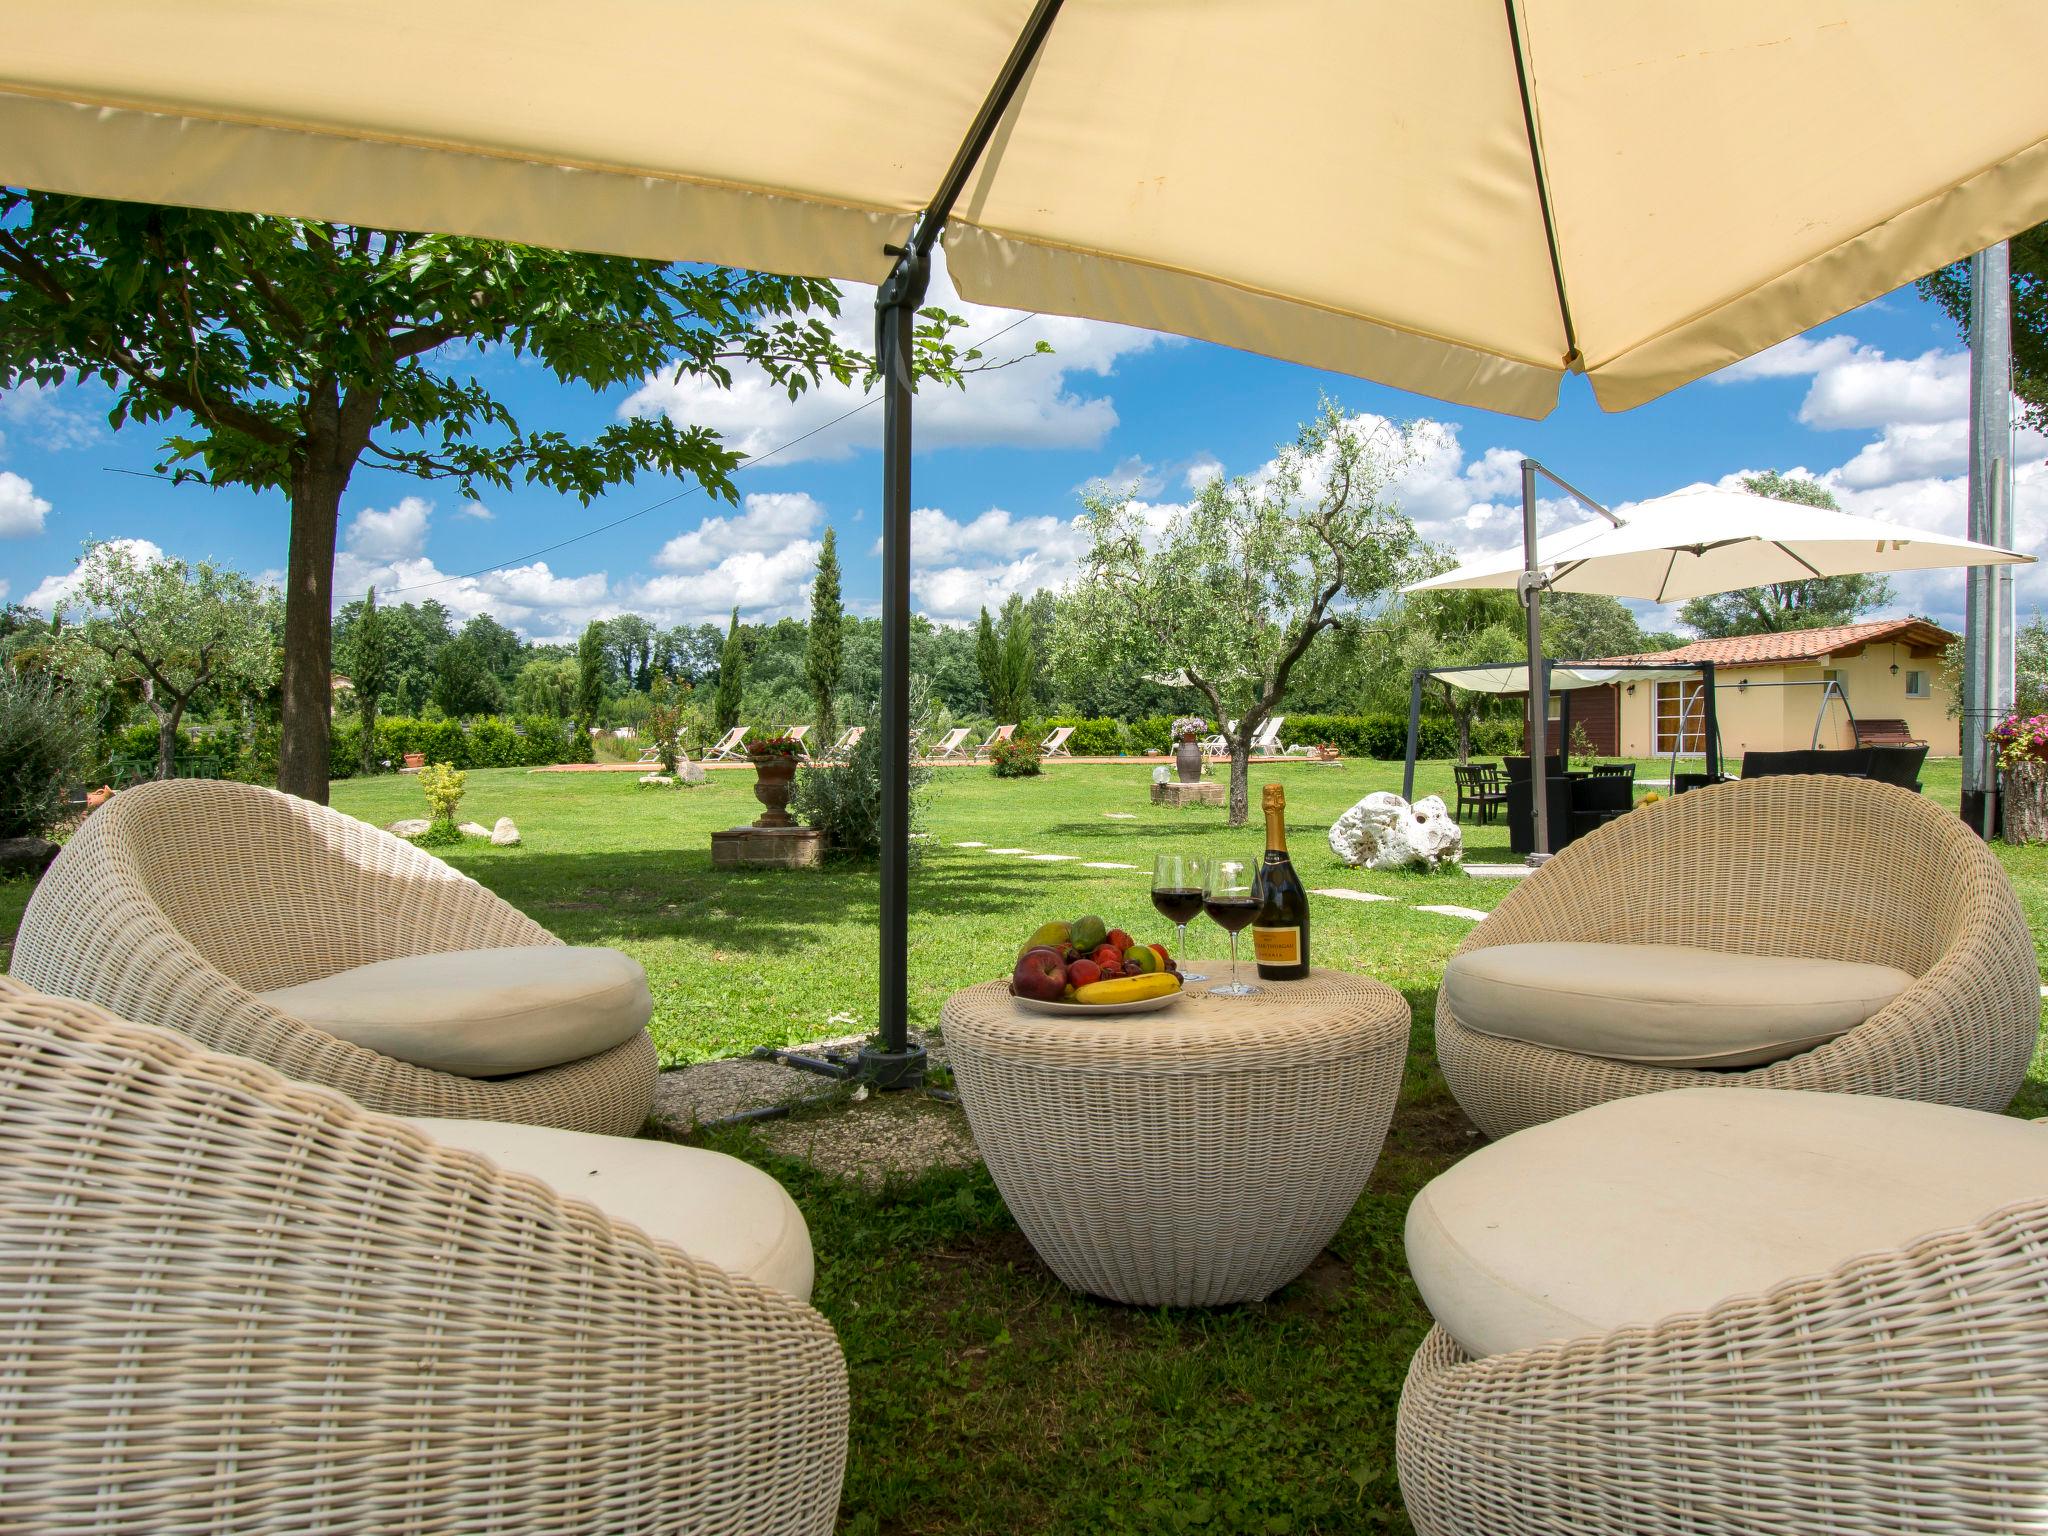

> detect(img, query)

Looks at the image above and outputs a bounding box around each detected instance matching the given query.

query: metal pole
[1964,241,2013,834]
[1700,661,1719,779]
[1402,670,1424,801]
[1520,459,1550,857]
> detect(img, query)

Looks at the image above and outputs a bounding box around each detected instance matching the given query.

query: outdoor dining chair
[702,725,750,762]
[972,724,1016,759]
[1039,725,1075,757]
[924,727,972,761]
[1452,763,1508,826]
[0,979,847,1536]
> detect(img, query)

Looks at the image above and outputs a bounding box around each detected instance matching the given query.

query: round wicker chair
[0,977,846,1535]
[1398,1195,2048,1535]
[13,777,657,1133]
[1436,775,2039,1139]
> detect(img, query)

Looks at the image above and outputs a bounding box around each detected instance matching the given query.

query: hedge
[1031,712,1528,760]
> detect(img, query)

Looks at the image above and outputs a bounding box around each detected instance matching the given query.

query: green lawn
[6,758,2042,1535]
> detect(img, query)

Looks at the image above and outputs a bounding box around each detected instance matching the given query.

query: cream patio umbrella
[1406,483,2031,850]
[4,0,2046,1071]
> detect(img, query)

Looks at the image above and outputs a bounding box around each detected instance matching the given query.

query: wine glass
[1150,854,1207,981]
[1202,857,1262,997]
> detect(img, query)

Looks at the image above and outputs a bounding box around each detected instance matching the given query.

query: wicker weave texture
[1435,776,2040,1139]
[1397,1196,2048,1534]
[13,778,656,1133]
[0,978,846,1535]
[943,972,1411,1306]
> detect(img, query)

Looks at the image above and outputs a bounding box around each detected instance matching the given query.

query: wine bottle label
[1251,925,1301,966]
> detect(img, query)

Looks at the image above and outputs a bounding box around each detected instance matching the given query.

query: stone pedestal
[711,825,827,869]
[1151,780,1225,808]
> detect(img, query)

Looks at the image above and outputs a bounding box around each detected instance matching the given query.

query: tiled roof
[1602,617,1958,667]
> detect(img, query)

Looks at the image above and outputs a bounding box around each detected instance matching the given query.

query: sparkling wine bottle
[1251,782,1309,980]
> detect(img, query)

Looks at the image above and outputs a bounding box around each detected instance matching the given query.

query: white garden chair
[1247,717,1286,756]
[702,726,750,762]
[973,724,1017,759]
[924,727,973,761]
[1040,725,1075,758]
[1200,721,1236,757]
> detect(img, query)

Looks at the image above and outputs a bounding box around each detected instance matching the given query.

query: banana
[1071,972,1180,1005]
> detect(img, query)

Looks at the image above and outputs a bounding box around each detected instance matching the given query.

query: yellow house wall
[1608,645,1959,759]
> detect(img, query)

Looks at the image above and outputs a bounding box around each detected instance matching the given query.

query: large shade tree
[0,191,979,801]
[1066,401,1431,823]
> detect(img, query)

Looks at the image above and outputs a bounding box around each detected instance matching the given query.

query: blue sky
[1,254,2039,643]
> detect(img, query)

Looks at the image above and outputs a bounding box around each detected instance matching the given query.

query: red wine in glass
[1151,888,1203,925]
[1202,896,1259,931]
[1150,854,1207,981]
[1202,857,1262,997]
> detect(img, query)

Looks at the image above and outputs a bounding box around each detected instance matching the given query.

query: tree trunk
[277,459,348,803]
[154,697,184,782]
[359,693,379,776]
[1227,737,1251,826]
[1456,711,1472,764]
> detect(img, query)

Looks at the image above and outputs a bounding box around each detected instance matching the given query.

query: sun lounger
[925,727,973,761]
[1247,717,1286,755]
[820,725,863,763]
[702,726,750,762]
[1040,725,1075,758]
[973,724,1017,759]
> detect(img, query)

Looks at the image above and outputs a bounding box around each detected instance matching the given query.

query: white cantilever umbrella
[1406,483,2030,854]
[4,0,2046,1062]
[1408,485,2033,601]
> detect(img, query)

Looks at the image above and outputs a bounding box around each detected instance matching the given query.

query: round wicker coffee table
[942,970,1410,1306]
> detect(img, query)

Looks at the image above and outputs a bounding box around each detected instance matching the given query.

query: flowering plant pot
[747,735,804,759]
[750,753,798,827]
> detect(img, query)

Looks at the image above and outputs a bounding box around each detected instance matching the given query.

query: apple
[1125,945,1161,975]
[1067,958,1103,988]
[1148,943,1170,967]
[1012,947,1068,1001]
[1106,929,1135,952]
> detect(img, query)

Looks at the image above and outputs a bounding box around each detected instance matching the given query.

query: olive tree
[1065,401,1430,823]
[51,540,279,781]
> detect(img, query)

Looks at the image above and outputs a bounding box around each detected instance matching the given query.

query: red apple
[1012,947,1067,1001]
[1068,958,1103,988]
[1148,943,1170,966]
[1106,929,1135,952]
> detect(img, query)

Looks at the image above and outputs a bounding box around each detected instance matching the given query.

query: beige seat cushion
[411,1117,815,1302]
[1408,1088,2048,1359]
[262,945,650,1078]
[1443,941,1912,1068]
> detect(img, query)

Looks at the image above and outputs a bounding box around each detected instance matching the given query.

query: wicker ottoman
[942,971,1410,1306]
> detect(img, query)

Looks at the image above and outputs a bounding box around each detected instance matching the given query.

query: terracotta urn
[1174,736,1204,784]
[402,751,426,771]
[750,752,798,828]
[85,784,115,812]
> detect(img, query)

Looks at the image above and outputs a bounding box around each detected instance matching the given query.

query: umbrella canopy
[1431,663,1697,696]
[3,1,2046,418]
[1407,485,2034,601]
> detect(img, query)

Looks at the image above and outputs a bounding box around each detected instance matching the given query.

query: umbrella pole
[1519,459,1551,858]
[1402,670,1424,801]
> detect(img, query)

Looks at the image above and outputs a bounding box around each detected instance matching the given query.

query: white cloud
[1086,455,1163,498]
[653,491,823,570]
[618,251,1167,466]
[24,537,165,613]
[630,542,822,621]
[0,380,101,451]
[456,500,495,521]
[1183,453,1224,492]
[0,471,51,538]
[1712,333,1868,383]
[1798,348,1968,431]
[343,496,432,561]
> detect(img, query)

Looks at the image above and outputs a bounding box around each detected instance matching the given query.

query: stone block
[711,825,827,869]
[1151,780,1225,808]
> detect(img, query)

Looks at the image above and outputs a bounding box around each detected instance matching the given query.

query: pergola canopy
[4,0,2046,418]
[1432,663,1698,696]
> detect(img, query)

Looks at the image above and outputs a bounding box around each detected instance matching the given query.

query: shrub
[1124,714,1175,755]
[792,702,932,861]
[417,761,467,832]
[0,671,94,838]
[1040,716,1124,756]
[988,733,1043,777]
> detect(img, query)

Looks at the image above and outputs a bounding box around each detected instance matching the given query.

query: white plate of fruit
[1008,915,1184,1014]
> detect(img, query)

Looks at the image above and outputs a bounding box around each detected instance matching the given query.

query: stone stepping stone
[1021,853,1076,861]
[1102,812,1137,819]
[1416,904,1488,921]
[1312,887,1394,903]
[1082,861,1138,870]
[987,847,1030,855]
[954,841,987,847]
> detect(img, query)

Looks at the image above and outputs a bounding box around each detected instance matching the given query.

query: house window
[1653,680,1705,755]
[1905,669,1930,698]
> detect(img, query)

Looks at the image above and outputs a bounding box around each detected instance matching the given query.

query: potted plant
[1990,712,2048,843]
[1171,716,1207,784]
[747,733,803,827]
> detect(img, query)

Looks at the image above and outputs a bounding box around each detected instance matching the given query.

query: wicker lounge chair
[1435,775,2038,1139]
[0,979,845,1535]
[1397,1086,2048,1535]
[13,778,658,1133]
